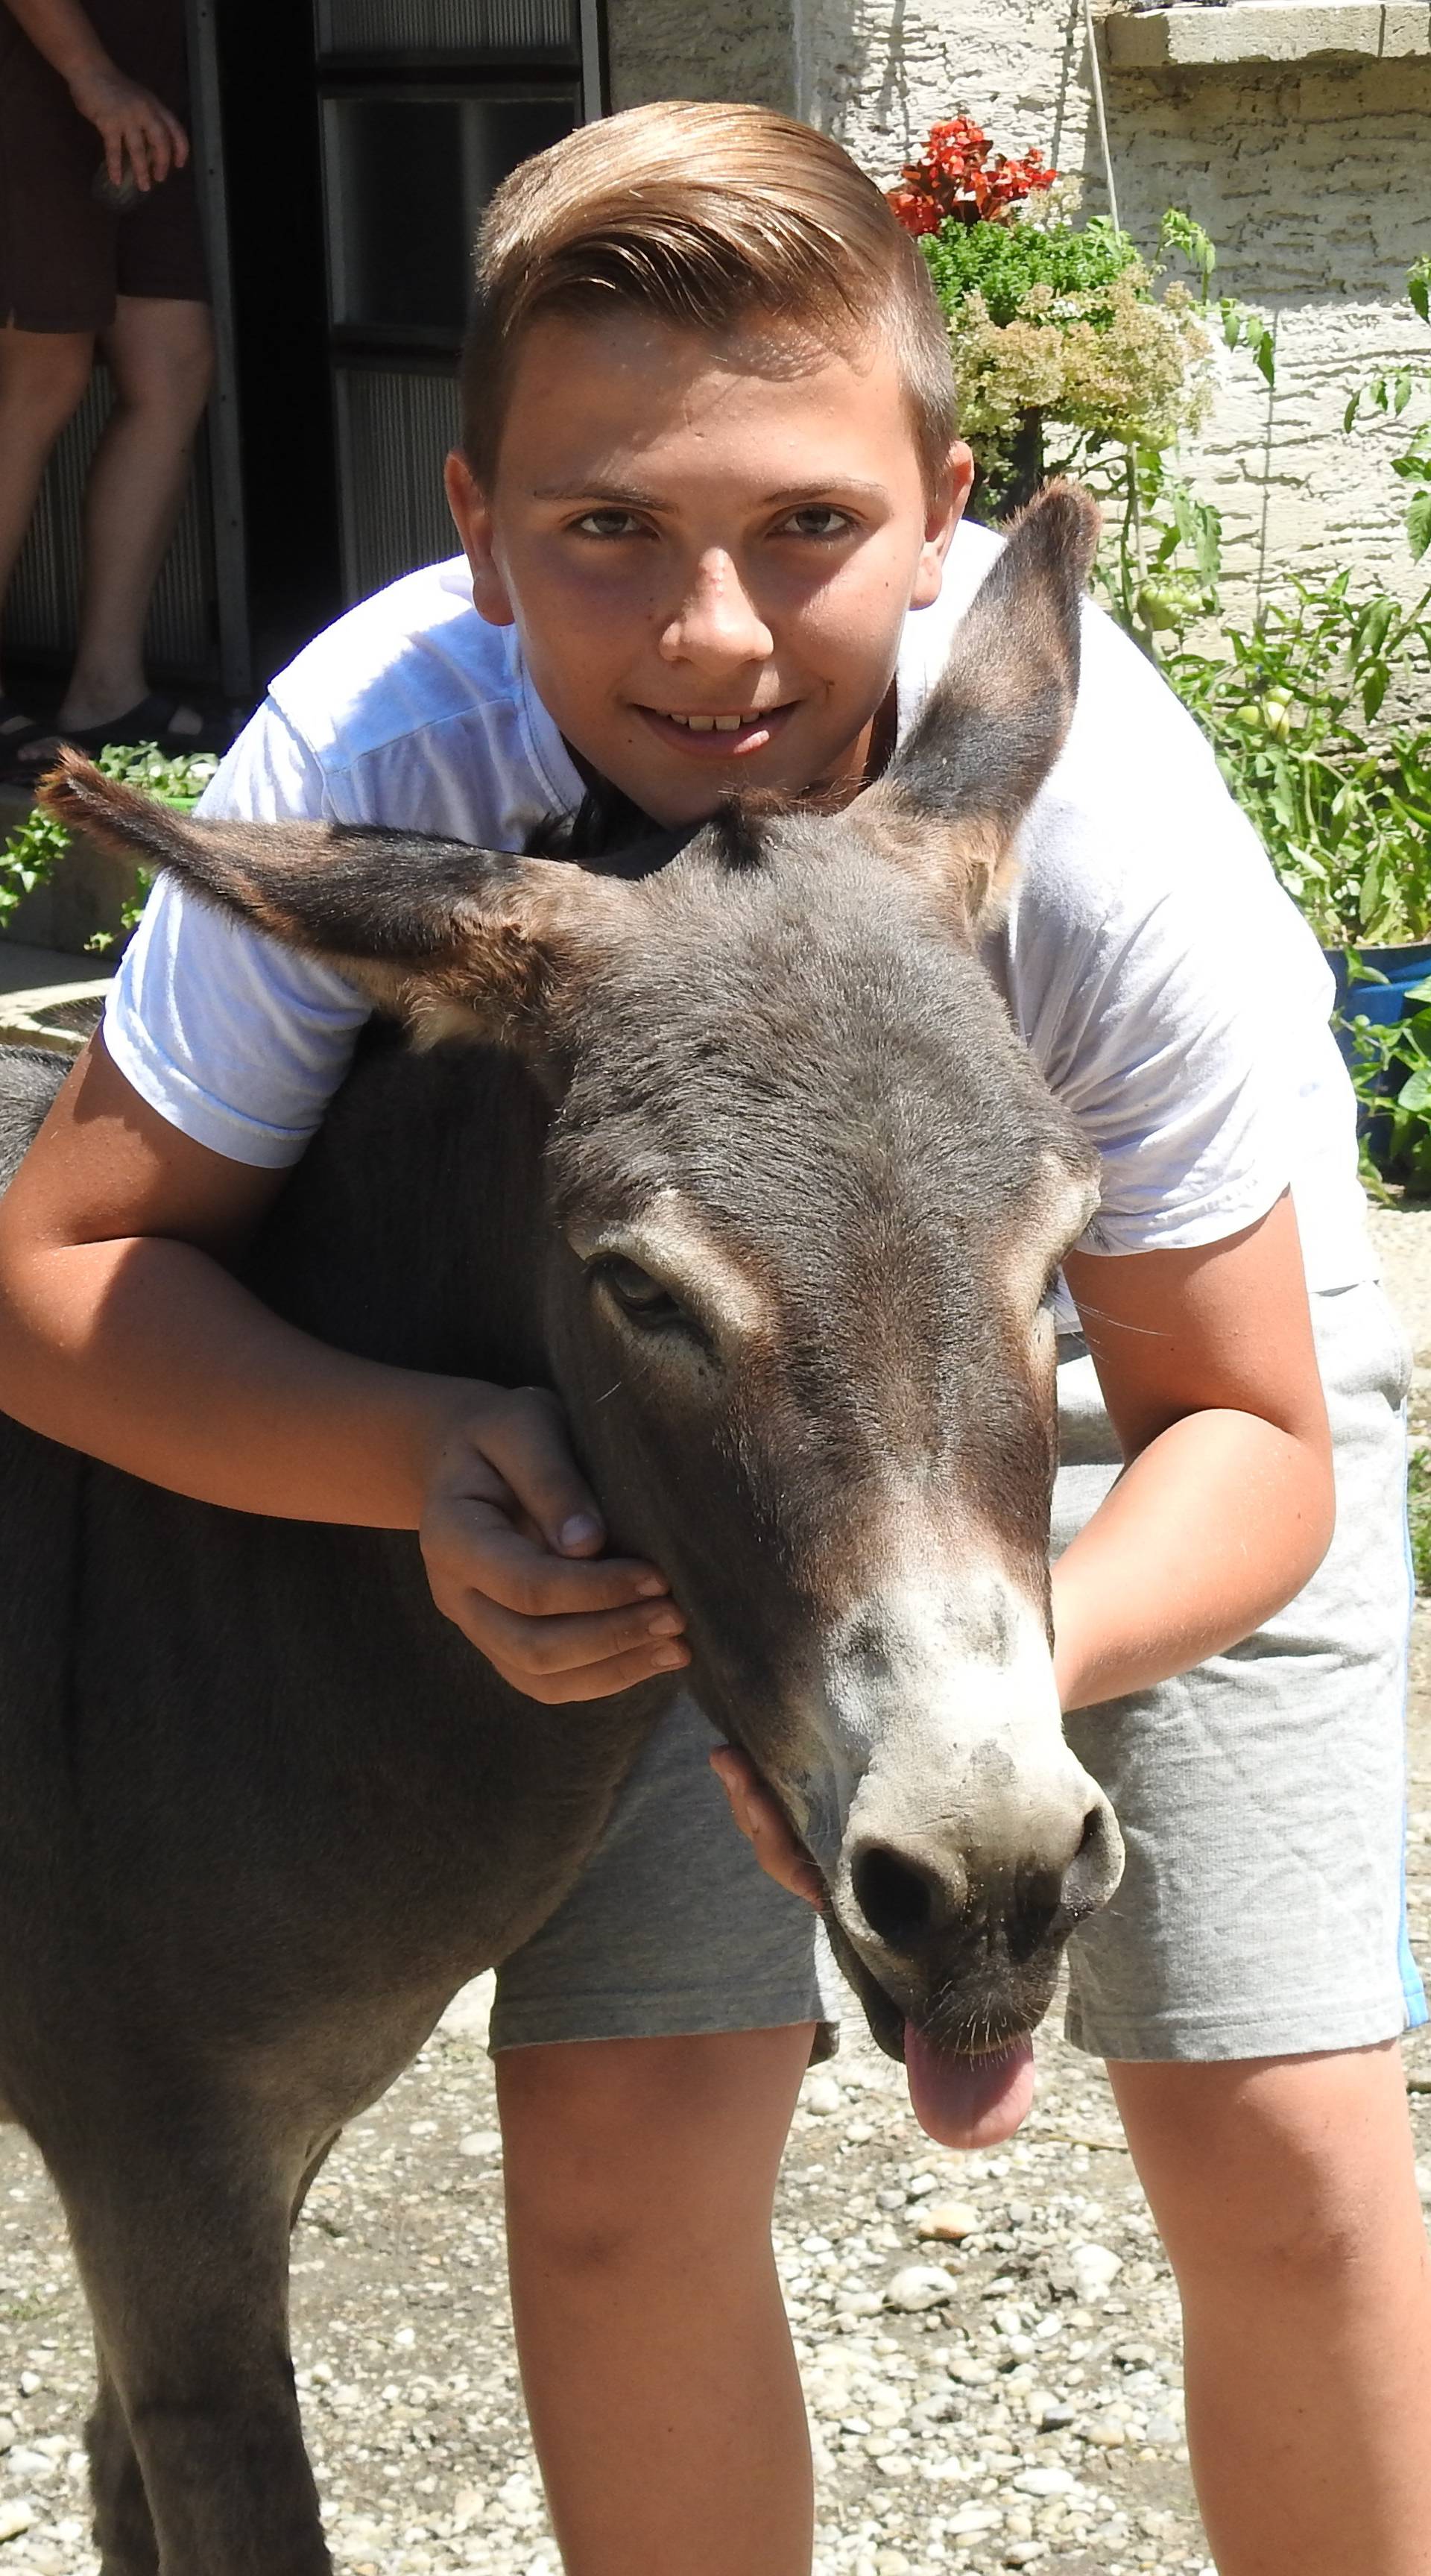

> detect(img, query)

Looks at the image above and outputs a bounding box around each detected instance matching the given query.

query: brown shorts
[0,0,207,333]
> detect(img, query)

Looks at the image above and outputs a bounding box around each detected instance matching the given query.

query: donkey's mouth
[823,1911,1040,2145]
[903,2025,1035,2149]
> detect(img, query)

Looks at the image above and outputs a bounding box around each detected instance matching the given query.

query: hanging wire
[1081,0,1122,233]
[1081,0,1147,616]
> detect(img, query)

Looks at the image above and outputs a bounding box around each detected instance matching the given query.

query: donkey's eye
[595,1257,690,1332]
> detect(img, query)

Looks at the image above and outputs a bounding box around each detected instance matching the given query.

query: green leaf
[1411,258,1431,325]
[1344,391,1362,432]
[1409,491,1431,563]
[1354,598,1397,660]
[1395,369,1414,415]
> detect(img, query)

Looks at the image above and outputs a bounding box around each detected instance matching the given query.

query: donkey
[0,484,1122,2575]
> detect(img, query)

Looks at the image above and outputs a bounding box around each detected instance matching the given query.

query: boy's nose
[660,549,774,669]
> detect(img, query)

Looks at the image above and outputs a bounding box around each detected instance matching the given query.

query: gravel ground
[5,1211,1431,2576]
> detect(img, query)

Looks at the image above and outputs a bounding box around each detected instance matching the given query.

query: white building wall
[606,1,1431,622]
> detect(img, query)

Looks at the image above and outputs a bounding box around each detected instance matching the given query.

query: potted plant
[0,741,217,973]
[888,119,1218,524]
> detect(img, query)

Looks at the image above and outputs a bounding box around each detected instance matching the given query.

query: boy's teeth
[669,713,749,733]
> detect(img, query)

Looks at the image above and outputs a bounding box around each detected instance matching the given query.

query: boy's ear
[444,449,516,630]
[37,754,624,1064]
[856,480,1101,936]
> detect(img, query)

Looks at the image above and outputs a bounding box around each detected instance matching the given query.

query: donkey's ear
[856,480,1100,934]
[37,754,624,1057]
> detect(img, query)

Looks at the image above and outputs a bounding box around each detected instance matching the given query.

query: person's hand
[710,1747,824,1908]
[419,1384,692,1705]
[67,62,189,190]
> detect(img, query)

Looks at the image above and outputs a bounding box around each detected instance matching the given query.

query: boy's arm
[0,1036,686,1702]
[1053,1189,1333,1709]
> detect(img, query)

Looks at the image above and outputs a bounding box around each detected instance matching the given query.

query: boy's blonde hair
[461,100,956,493]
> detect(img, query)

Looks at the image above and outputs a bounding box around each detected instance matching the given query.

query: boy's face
[446,312,972,827]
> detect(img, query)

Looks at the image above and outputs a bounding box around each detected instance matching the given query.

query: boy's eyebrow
[528,476,892,508]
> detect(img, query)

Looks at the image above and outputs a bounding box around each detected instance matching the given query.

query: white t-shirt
[104,525,1371,1313]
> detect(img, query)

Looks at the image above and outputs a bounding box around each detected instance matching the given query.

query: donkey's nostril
[1060,1802,1119,1922]
[852,1844,936,1948]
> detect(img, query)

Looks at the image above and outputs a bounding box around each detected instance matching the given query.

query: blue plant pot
[1324,941,1431,1052]
[1323,940,1431,1166]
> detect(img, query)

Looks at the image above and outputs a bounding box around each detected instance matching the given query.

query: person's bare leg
[1111,2042,1431,2576]
[0,325,95,719]
[498,2025,815,2576]
[58,294,213,733]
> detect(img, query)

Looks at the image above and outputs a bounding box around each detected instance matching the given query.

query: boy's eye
[572,508,645,540]
[780,505,855,540]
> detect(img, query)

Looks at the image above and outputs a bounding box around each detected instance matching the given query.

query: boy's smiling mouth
[636,703,795,757]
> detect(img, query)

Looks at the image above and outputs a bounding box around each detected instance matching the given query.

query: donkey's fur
[0,486,1121,2574]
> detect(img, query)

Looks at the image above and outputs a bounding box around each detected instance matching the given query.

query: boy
[0,98,1428,2576]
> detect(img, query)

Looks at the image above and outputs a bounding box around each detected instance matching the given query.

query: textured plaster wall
[606,1,1431,622]
[603,0,794,111]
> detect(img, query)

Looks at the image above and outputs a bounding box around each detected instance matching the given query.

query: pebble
[0,2505,34,2544]
[913,2199,981,2241]
[0,2420,13,2454]
[1067,2241,1123,2298]
[804,2077,843,2117]
[883,2265,954,2311]
[456,2130,502,2159]
[1014,2466,1078,2498]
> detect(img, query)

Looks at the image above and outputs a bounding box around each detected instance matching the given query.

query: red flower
[888,116,1057,233]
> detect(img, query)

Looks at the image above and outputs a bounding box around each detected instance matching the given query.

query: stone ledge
[0,979,110,1058]
[1102,1,1431,67]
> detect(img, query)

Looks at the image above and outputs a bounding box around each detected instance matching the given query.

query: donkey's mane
[531,777,853,882]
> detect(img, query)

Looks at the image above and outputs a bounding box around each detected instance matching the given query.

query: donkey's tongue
[903,2027,1035,2148]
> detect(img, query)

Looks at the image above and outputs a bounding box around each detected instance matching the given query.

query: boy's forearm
[0,1233,470,1527]
[1051,1407,1335,1713]
[4,0,113,85]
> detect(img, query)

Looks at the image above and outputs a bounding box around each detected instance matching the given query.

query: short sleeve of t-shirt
[101,705,374,1167]
[989,602,1333,1264]
[1003,793,1293,1260]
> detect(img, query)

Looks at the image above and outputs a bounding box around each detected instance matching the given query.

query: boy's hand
[420,1385,691,1704]
[710,1748,824,1910]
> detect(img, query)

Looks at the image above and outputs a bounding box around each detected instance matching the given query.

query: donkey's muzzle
[837,1775,1124,2041]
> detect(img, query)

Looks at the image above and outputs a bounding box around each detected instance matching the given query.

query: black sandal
[61,692,219,758]
[0,695,54,787]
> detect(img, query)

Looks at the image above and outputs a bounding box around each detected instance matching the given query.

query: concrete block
[0,782,130,953]
[1102,1,1431,69]
[0,979,110,1059]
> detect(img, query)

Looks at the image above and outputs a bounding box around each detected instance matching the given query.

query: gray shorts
[490,1279,1427,2066]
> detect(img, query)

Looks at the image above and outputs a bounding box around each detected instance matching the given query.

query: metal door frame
[184,0,252,701]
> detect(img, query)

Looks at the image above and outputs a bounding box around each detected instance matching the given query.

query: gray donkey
[0,483,1121,2575]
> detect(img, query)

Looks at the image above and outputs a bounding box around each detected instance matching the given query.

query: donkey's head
[46,484,1122,2141]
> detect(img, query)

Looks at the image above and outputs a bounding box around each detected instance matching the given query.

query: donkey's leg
[86,2344,158,2576]
[75,2128,346,2576]
[60,2135,331,2576]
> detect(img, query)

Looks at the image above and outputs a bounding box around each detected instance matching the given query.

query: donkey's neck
[241,1032,554,1386]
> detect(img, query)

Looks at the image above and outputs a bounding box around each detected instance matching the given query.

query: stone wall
[604,1,1431,622]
